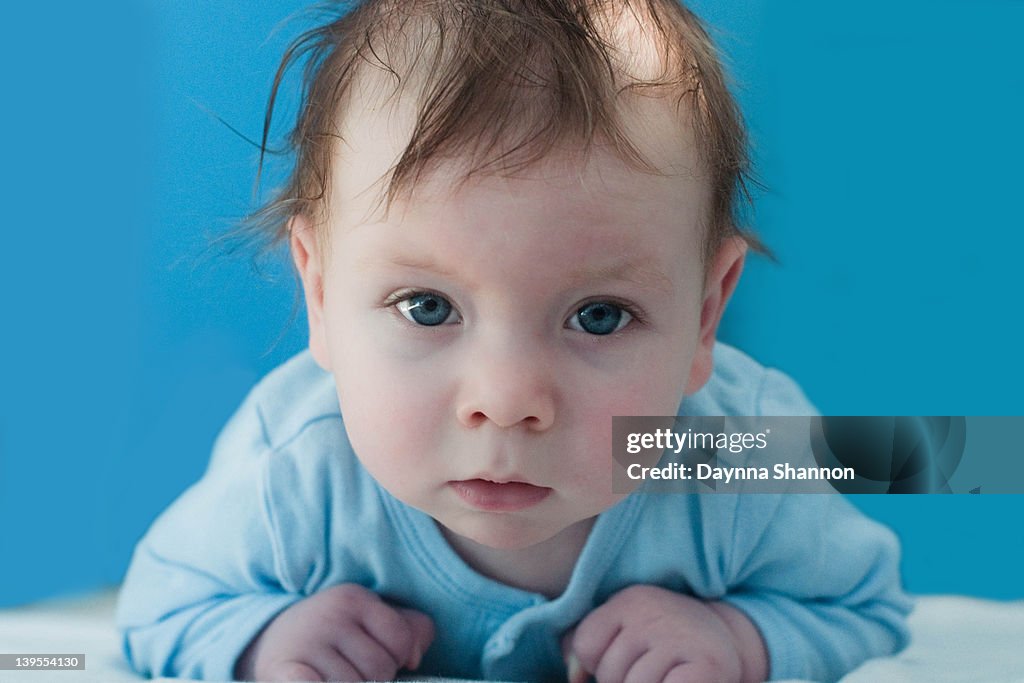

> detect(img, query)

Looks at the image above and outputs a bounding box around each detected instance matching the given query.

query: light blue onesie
[116,343,911,682]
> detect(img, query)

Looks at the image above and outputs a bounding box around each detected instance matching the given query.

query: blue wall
[696,0,1024,598]
[1,1,1021,607]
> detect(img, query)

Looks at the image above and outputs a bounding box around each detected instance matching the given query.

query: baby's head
[258,0,758,550]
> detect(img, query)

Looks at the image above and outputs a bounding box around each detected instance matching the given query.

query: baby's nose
[454,343,556,431]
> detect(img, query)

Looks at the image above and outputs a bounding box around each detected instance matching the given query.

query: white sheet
[1,588,1022,682]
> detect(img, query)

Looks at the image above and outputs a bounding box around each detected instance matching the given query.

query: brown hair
[244,0,765,266]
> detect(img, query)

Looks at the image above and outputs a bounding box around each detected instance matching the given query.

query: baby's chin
[438,513,571,551]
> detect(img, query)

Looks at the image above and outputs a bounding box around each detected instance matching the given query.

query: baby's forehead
[327,139,710,295]
[329,74,706,230]
[327,124,707,251]
[334,150,708,299]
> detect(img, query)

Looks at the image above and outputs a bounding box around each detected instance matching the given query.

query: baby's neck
[439,517,596,599]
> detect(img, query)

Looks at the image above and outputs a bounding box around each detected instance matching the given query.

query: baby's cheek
[566,372,684,470]
[587,372,684,425]
[334,361,448,488]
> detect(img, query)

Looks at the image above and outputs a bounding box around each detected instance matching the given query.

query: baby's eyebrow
[356,253,458,278]
[567,259,674,295]
[360,252,673,294]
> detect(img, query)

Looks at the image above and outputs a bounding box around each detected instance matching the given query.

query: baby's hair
[243,0,766,267]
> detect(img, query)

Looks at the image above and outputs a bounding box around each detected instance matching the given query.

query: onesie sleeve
[722,494,911,682]
[721,369,913,682]
[114,394,313,680]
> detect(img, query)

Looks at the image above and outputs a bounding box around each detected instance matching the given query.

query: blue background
[1,0,1022,608]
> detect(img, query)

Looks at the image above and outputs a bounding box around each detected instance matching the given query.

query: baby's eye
[568,302,633,335]
[395,292,460,326]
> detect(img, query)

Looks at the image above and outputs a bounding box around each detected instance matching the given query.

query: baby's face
[293,93,744,551]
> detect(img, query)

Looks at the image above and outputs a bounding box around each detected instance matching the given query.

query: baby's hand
[234,583,434,682]
[562,585,766,683]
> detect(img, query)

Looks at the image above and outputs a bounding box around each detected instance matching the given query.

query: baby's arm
[563,366,910,683]
[712,368,912,681]
[563,492,909,683]
[116,440,303,679]
[715,492,912,682]
[115,393,434,680]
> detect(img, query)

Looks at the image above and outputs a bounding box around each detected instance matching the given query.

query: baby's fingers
[567,609,638,683]
[263,659,326,682]
[590,632,650,683]
[396,607,436,669]
[661,660,727,683]
[622,650,690,683]
[333,621,404,681]
[356,596,434,671]
[561,628,588,683]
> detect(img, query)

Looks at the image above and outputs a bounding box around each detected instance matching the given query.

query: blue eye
[569,302,632,335]
[396,292,459,326]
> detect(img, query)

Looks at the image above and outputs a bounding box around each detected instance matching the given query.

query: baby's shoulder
[210,350,373,520]
[206,350,351,475]
[682,342,819,417]
[193,352,377,595]
[246,350,341,447]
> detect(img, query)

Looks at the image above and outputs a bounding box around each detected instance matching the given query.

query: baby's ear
[685,237,747,394]
[289,215,332,371]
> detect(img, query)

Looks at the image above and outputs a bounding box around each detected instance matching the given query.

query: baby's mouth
[448,478,552,512]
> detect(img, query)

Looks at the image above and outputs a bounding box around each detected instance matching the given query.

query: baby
[117,1,911,681]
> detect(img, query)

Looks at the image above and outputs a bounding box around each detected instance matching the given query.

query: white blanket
[1,588,1022,682]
